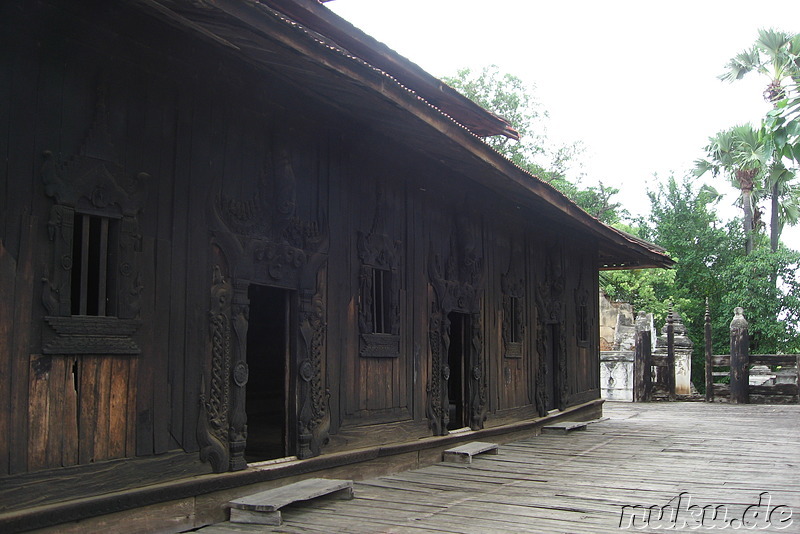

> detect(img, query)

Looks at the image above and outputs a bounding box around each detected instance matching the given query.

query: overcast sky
[328,0,800,250]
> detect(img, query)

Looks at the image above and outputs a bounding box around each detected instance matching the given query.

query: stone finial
[659,309,692,349]
[730,307,748,330]
[635,311,649,332]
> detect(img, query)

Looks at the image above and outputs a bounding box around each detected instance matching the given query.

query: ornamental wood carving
[501,243,525,360]
[298,282,330,459]
[574,262,591,348]
[198,265,232,473]
[427,212,486,435]
[357,186,402,358]
[40,78,147,355]
[535,249,568,415]
[201,142,330,470]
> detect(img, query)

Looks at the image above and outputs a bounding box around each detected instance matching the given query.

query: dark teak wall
[0,0,600,487]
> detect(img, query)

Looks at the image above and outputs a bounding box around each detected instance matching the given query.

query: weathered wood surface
[442,442,499,464]
[633,326,651,402]
[0,451,210,513]
[540,421,588,434]
[229,478,353,513]
[198,402,800,533]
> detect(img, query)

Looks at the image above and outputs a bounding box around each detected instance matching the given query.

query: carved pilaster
[297,284,329,459]
[469,312,487,430]
[228,280,250,471]
[198,266,232,472]
[426,300,445,436]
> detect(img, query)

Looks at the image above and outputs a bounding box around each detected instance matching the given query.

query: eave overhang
[130,0,674,271]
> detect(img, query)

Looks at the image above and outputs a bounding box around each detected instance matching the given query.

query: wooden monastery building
[0,0,672,531]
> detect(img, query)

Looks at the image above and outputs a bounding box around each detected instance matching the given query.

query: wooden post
[729,307,749,404]
[704,299,713,402]
[633,311,652,402]
[666,305,676,401]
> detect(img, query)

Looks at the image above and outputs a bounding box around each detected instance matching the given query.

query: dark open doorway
[245,285,292,462]
[447,311,471,431]
[545,323,560,411]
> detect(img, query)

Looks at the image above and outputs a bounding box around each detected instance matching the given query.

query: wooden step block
[541,421,588,435]
[228,478,353,526]
[443,441,499,464]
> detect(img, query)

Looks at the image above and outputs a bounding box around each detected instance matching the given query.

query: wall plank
[62,358,79,466]
[0,241,17,475]
[27,355,51,471]
[10,215,36,475]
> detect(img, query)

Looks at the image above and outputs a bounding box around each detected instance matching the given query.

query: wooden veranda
[197,402,799,533]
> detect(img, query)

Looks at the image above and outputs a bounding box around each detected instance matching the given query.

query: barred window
[370,268,393,334]
[70,213,119,316]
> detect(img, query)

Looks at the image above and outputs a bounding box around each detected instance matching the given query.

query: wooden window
[503,294,524,359]
[358,266,400,358]
[509,297,522,343]
[70,213,119,316]
[370,268,393,334]
[577,303,589,346]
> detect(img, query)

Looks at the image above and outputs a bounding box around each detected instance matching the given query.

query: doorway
[545,323,561,411]
[447,311,471,431]
[245,285,292,462]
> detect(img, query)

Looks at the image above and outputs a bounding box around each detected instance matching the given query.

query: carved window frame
[40,149,146,356]
[503,295,524,359]
[357,233,402,359]
[576,301,589,347]
[501,266,525,360]
[574,276,590,349]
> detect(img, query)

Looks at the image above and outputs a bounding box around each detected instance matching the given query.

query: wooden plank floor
[198,402,800,533]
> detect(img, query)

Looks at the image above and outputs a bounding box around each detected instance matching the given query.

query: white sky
[327,0,800,251]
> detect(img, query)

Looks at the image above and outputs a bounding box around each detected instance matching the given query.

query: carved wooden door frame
[198,146,330,473]
[535,252,568,416]
[426,214,487,436]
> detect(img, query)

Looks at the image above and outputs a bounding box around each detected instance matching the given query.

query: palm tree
[720,29,800,104]
[721,29,800,251]
[765,161,798,250]
[695,125,770,255]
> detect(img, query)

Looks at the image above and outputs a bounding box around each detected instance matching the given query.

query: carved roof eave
[131,0,673,271]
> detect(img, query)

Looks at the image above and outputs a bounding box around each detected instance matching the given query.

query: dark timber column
[666,307,676,401]
[704,300,714,402]
[633,311,652,402]
[729,307,749,404]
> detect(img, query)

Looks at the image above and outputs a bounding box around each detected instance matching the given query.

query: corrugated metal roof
[133,0,674,270]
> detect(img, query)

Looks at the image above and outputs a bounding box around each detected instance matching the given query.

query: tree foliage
[602,175,800,388]
[719,29,800,252]
[443,65,623,223]
[445,62,800,393]
[442,65,550,173]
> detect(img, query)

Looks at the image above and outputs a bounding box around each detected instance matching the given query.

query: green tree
[721,29,800,251]
[694,124,769,254]
[720,29,800,104]
[603,174,800,388]
[442,65,550,173]
[573,182,627,224]
[444,65,626,223]
[718,247,800,354]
